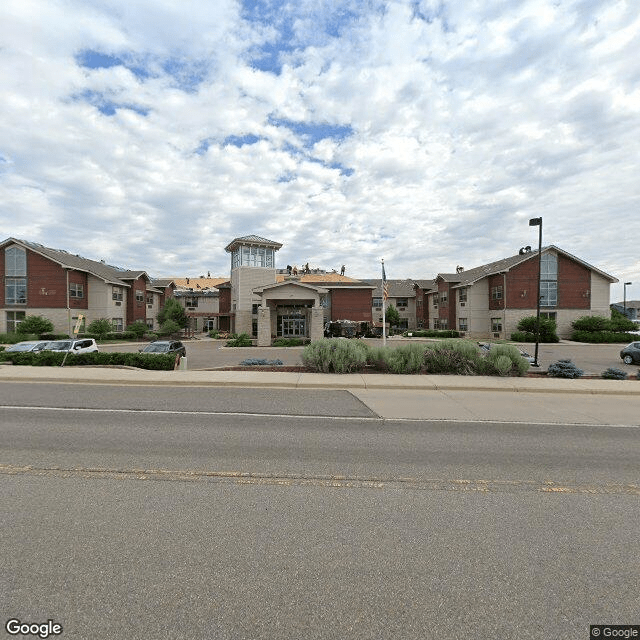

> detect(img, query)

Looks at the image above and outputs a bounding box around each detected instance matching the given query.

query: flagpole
[382,258,386,346]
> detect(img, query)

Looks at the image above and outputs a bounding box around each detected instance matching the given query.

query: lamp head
[529,217,542,226]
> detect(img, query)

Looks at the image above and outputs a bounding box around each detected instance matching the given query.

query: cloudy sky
[1,0,638,300]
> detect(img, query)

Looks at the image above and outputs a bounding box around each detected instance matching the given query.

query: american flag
[382,261,389,301]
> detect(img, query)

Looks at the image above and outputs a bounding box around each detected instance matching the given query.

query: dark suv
[620,342,640,365]
[139,341,186,357]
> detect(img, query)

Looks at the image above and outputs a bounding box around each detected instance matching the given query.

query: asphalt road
[1,385,639,640]
[99,337,633,374]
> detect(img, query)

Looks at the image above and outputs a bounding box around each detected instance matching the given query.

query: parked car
[620,342,640,365]
[139,340,186,357]
[478,342,536,364]
[44,339,99,354]
[5,341,50,353]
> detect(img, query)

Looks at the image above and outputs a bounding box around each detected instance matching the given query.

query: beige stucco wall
[465,280,490,335]
[231,267,276,311]
[87,276,127,327]
[590,272,612,315]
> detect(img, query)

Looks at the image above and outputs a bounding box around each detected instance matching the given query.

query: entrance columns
[311,307,324,342]
[257,306,272,346]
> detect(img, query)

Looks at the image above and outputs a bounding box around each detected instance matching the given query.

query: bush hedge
[302,339,369,373]
[226,333,253,347]
[0,351,177,370]
[272,337,309,347]
[601,367,628,380]
[547,359,583,378]
[402,330,460,338]
[571,330,638,343]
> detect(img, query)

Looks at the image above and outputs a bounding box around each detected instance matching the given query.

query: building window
[433,319,440,330]
[112,286,123,301]
[231,246,274,269]
[252,304,259,315]
[373,297,383,308]
[5,278,27,304]
[6,310,25,333]
[112,318,124,332]
[491,318,503,332]
[5,246,27,276]
[136,290,144,303]
[541,312,557,321]
[540,281,557,307]
[396,298,408,308]
[440,318,448,329]
[433,294,439,307]
[146,319,154,329]
[69,283,84,299]
[184,297,199,308]
[459,318,468,331]
[416,298,423,308]
[439,292,447,306]
[320,295,329,308]
[146,293,154,305]
[491,286,503,300]
[541,253,558,278]
[458,288,467,303]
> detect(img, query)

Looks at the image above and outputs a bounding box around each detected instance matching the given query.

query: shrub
[485,344,530,376]
[380,343,426,374]
[601,368,628,380]
[87,318,113,338]
[547,359,583,378]
[302,339,370,373]
[16,315,54,336]
[571,330,638,343]
[423,347,477,375]
[208,330,220,339]
[402,330,460,338]
[0,350,176,370]
[571,315,610,332]
[240,358,283,366]
[157,320,182,337]
[0,332,41,344]
[510,331,536,342]
[226,333,253,347]
[272,337,308,347]
[516,316,559,342]
[126,321,148,338]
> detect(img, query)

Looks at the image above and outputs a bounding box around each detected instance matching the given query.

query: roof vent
[456,265,464,273]
[518,246,532,255]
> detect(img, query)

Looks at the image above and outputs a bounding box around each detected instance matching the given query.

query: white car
[43,339,99,354]
[5,341,50,353]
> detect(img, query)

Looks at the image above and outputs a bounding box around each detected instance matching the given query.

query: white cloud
[0,0,638,302]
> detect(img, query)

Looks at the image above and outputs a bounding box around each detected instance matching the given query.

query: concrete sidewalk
[1,364,639,394]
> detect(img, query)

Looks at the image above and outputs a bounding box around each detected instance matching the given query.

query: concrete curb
[1,366,639,395]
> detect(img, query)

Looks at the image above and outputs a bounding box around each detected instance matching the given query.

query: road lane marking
[1,464,638,495]
[1,404,639,428]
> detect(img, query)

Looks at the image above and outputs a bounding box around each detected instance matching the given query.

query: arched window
[5,246,27,304]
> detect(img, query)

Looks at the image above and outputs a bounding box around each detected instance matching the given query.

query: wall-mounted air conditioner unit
[115,301,121,306]
[493,333,500,338]
[460,302,466,307]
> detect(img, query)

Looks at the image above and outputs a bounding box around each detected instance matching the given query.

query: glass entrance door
[280,316,306,337]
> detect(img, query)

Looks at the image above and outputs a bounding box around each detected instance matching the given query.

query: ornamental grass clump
[423,342,479,375]
[484,344,531,376]
[380,343,426,374]
[547,359,583,378]
[302,339,370,373]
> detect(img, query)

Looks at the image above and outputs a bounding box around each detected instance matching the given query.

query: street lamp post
[529,217,543,367]
[623,282,632,317]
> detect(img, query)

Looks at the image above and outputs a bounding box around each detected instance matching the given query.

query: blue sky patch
[223,134,262,148]
[269,117,353,146]
[75,49,151,81]
[73,90,149,117]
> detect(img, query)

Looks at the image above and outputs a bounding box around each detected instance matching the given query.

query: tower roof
[224,235,283,253]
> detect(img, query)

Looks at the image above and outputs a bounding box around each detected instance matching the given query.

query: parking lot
[98,337,637,375]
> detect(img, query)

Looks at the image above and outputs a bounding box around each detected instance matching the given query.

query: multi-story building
[426,246,617,339]
[0,238,172,335]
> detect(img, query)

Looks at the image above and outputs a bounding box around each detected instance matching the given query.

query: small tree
[157,298,188,329]
[87,318,113,338]
[16,315,54,336]
[157,320,182,337]
[516,316,559,342]
[126,320,148,338]
[385,304,400,332]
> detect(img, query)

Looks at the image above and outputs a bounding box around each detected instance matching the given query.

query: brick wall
[558,254,590,309]
[331,288,372,322]
[505,258,539,309]
[438,281,455,329]
[27,251,69,309]
[488,274,506,311]
[125,276,148,325]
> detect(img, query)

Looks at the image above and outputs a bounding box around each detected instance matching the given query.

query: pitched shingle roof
[366,279,418,297]
[436,245,617,287]
[3,238,141,287]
